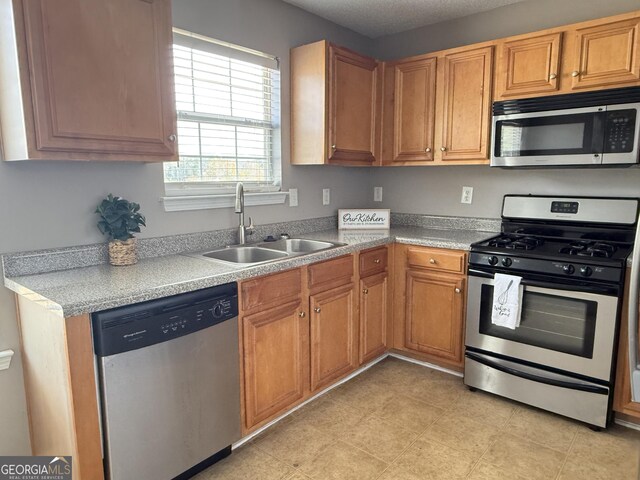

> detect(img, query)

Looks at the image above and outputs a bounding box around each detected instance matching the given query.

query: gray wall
[0,0,373,455]
[369,0,640,219]
[2,0,640,455]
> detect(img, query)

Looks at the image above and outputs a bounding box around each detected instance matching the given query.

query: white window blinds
[165,30,281,194]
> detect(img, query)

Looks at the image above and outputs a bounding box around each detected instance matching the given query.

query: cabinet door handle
[440,146,447,152]
[362,288,369,294]
[549,73,557,80]
[298,312,306,318]
[455,288,461,293]
[425,147,431,153]
[571,71,580,77]
[167,134,177,142]
[429,258,436,264]
[314,307,321,313]
[373,259,380,264]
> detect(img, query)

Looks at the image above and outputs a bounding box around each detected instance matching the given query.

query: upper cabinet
[0,0,177,161]
[569,17,640,91]
[383,45,493,165]
[385,56,437,164]
[496,33,562,99]
[438,46,493,163]
[495,12,640,100]
[291,40,382,166]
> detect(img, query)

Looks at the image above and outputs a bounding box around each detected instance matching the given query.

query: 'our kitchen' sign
[338,209,390,230]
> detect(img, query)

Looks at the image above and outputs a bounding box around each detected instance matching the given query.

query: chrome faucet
[234,182,254,244]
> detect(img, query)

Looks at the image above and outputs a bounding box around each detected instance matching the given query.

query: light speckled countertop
[4,226,497,317]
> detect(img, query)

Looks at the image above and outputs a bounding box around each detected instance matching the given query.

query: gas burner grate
[488,235,544,251]
[560,241,617,258]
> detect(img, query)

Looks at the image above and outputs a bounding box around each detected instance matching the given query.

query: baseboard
[615,417,640,431]
[388,352,464,378]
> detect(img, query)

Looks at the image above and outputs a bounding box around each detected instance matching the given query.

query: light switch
[374,187,383,202]
[322,188,330,205]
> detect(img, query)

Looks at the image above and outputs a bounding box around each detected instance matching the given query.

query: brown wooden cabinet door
[21,0,177,159]
[405,270,465,365]
[310,283,358,391]
[392,57,437,163]
[242,300,308,429]
[359,272,388,365]
[438,46,493,162]
[570,17,640,90]
[328,45,380,165]
[496,33,562,99]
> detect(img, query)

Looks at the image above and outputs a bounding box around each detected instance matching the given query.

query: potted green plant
[95,194,146,266]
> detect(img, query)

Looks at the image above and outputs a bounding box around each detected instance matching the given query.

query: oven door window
[494,112,601,157]
[478,284,597,358]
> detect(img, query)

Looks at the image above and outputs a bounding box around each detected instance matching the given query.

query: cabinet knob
[373,259,380,264]
[363,288,369,294]
[425,147,431,153]
[299,312,306,318]
[168,134,177,142]
[549,73,557,80]
[429,258,436,264]
[314,307,321,313]
[571,71,580,77]
[455,288,461,293]
[331,144,337,149]
[440,146,447,152]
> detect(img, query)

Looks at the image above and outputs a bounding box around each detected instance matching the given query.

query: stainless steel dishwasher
[93,283,241,480]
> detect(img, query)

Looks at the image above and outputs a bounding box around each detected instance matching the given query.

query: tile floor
[194,357,640,480]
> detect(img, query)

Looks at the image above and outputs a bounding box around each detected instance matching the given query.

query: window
[165,30,281,196]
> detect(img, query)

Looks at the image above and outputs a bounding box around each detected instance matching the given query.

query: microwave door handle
[628,220,640,402]
[592,110,605,162]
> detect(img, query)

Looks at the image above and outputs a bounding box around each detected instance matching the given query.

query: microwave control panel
[604,110,636,153]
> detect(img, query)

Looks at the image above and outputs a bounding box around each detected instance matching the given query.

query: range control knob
[488,256,499,266]
[212,303,224,319]
[502,257,513,267]
[563,264,575,275]
[579,266,593,277]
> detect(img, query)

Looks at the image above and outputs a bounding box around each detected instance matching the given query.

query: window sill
[162,191,289,212]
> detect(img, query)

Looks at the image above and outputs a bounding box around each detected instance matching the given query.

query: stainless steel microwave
[491,87,640,167]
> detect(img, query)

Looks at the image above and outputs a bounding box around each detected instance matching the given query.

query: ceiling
[281,0,529,38]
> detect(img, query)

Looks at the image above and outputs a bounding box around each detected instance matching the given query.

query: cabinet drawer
[308,255,354,290]
[241,268,302,312]
[407,247,466,274]
[360,247,388,277]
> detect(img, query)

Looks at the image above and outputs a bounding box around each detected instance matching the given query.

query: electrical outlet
[322,188,330,205]
[461,186,473,204]
[374,186,383,202]
[289,188,298,207]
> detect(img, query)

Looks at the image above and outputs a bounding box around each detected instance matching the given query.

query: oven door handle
[465,351,609,395]
[467,268,618,296]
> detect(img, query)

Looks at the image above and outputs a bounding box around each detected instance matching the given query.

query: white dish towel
[491,273,523,330]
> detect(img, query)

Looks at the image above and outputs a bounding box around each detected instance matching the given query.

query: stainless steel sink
[257,238,344,254]
[186,238,346,266]
[200,246,289,265]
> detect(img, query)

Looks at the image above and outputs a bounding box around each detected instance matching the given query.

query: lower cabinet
[393,244,467,369]
[310,283,358,392]
[404,269,465,364]
[240,255,358,432]
[360,271,389,364]
[242,299,308,429]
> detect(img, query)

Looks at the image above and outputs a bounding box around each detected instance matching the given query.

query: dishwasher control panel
[93,283,238,357]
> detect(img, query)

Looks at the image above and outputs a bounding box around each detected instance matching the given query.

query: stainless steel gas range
[464,195,639,428]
